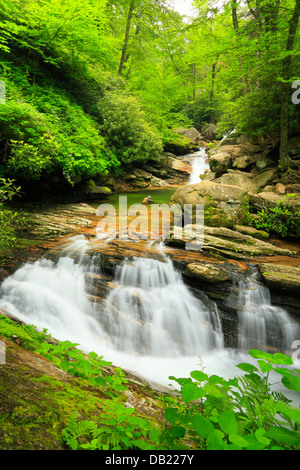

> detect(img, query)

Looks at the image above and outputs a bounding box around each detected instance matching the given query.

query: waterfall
[0,234,299,387]
[187,147,210,184]
[102,257,224,357]
[236,269,300,352]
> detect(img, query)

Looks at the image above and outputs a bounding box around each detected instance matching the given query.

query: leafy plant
[162,349,300,450]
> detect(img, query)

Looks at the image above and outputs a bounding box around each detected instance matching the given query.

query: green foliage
[98,91,163,164]
[0,178,22,254]
[0,80,120,184]
[162,349,300,450]
[2,314,300,451]
[62,404,159,450]
[245,197,300,238]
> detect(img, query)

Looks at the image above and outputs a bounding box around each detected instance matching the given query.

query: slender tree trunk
[118,1,135,76]
[209,62,216,124]
[279,0,300,168]
[232,1,247,95]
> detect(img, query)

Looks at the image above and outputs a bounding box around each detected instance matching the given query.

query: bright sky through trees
[172,0,195,16]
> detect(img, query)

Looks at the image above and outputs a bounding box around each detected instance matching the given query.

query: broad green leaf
[282,374,300,392]
[218,411,238,435]
[266,426,300,446]
[204,383,223,397]
[229,433,249,448]
[191,414,214,438]
[257,359,273,373]
[206,429,227,450]
[255,427,270,445]
[248,349,273,361]
[181,383,205,402]
[236,362,259,373]
[277,403,300,424]
[190,370,208,382]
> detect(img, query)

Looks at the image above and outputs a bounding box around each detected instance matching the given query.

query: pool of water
[92,187,178,209]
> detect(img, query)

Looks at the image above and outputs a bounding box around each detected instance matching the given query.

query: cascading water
[0,234,299,388]
[187,148,210,184]
[236,268,300,353]
[102,257,224,357]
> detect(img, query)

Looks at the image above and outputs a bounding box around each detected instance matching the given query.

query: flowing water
[236,269,300,353]
[0,149,299,390]
[0,232,299,390]
[186,147,210,184]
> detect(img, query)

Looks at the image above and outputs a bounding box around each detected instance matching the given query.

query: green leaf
[218,411,238,435]
[181,383,205,402]
[257,359,273,373]
[204,383,223,397]
[255,427,270,445]
[236,362,259,373]
[191,414,214,439]
[281,374,300,391]
[266,426,300,446]
[248,349,273,361]
[229,434,249,448]
[190,370,208,382]
[206,430,227,450]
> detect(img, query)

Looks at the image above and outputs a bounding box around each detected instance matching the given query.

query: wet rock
[166,224,296,259]
[170,180,247,229]
[84,180,112,199]
[184,263,230,283]
[233,225,269,240]
[255,155,276,171]
[201,123,217,141]
[259,264,300,296]
[275,183,286,195]
[250,191,300,214]
[142,195,155,205]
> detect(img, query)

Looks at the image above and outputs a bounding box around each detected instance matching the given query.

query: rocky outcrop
[170,180,248,228]
[166,225,297,260]
[259,264,300,296]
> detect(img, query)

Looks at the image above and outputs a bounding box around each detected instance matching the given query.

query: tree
[279,0,300,168]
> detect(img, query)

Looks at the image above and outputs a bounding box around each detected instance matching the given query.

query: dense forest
[0,0,299,188]
[1,0,300,453]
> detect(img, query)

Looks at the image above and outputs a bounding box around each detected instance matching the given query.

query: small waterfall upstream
[187,147,210,184]
[0,235,299,386]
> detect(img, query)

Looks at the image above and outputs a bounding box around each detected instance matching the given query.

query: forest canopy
[0,0,299,186]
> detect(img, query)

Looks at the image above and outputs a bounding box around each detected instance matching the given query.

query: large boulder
[170,180,247,228]
[201,123,217,141]
[176,127,203,144]
[214,170,259,194]
[250,191,300,214]
[209,152,232,175]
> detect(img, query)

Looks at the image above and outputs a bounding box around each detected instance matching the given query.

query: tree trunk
[232,1,247,95]
[279,0,300,168]
[118,1,135,76]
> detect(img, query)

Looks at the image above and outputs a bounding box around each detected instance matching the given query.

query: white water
[0,235,299,392]
[237,270,300,353]
[187,147,210,184]
[102,257,223,357]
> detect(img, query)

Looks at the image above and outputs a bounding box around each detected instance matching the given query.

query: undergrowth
[0,314,300,450]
